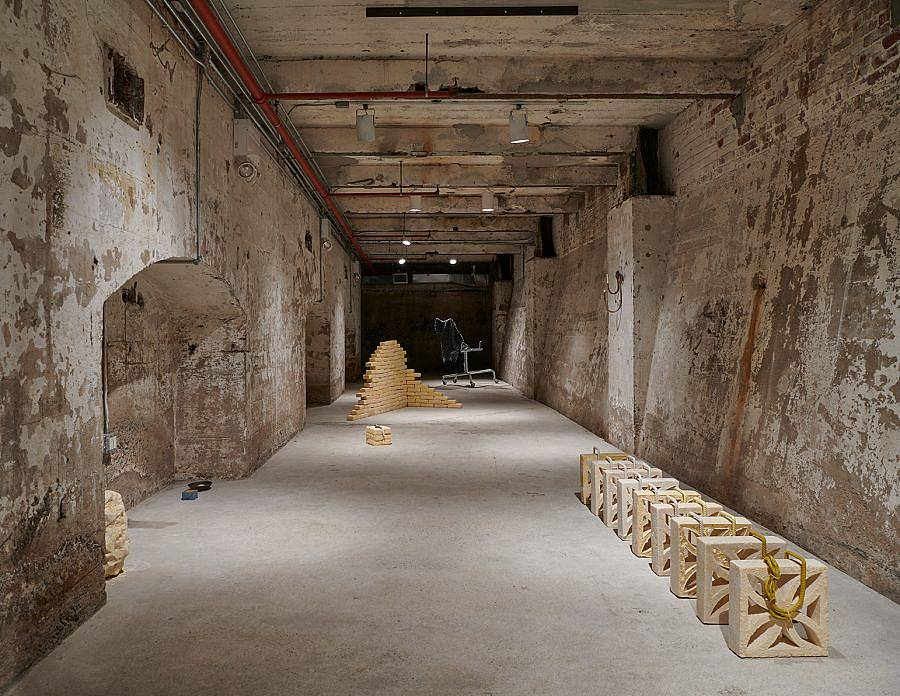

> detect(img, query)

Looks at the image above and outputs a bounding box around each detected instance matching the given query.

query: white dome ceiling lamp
[509,104,530,144]
[481,190,495,213]
[356,104,375,142]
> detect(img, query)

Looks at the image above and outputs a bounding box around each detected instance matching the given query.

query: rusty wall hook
[604,270,625,314]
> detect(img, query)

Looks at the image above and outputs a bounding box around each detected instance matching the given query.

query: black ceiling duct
[367,6,578,18]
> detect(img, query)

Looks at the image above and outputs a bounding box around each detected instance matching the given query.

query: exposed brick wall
[654,0,899,600]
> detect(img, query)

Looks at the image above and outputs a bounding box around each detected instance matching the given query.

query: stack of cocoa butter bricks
[365,425,392,446]
[347,340,461,421]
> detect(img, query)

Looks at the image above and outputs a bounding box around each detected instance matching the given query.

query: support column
[606,196,674,452]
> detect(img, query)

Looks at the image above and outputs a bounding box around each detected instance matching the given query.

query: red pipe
[187,0,371,268]
[265,91,455,101]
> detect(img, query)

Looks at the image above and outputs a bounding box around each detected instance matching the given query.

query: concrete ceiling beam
[264,57,745,98]
[300,125,635,156]
[316,153,624,167]
[324,164,618,188]
[357,230,537,242]
[336,194,581,215]
[361,241,533,255]
[349,216,539,233]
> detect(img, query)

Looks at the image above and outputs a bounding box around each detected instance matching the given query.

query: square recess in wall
[103,45,144,127]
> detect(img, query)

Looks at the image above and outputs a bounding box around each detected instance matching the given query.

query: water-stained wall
[498,0,898,601]
[103,262,250,504]
[532,191,616,436]
[651,0,899,601]
[306,235,353,405]
[0,0,328,684]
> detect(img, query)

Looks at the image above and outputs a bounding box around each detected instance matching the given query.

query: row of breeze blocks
[631,488,704,558]
[600,465,662,528]
[578,450,635,505]
[576,448,829,658]
[616,476,678,540]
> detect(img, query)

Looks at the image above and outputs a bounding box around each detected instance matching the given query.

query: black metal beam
[366,6,578,18]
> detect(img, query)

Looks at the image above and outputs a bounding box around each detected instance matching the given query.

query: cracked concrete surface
[9,383,899,696]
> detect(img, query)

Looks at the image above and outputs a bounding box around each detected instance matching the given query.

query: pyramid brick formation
[347,340,461,421]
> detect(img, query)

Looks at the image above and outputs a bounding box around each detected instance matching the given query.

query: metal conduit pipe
[207,0,333,188]
[185,0,371,268]
[151,0,326,211]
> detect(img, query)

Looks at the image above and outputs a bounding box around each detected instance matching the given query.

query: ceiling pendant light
[509,105,529,144]
[449,258,457,265]
[356,105,375,142]
[398,257,406,265]
[409,194,422,213]
[402,238,411,246]
[481,190,495,213]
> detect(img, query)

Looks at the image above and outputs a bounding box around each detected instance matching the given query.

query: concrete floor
[10,383,900,695]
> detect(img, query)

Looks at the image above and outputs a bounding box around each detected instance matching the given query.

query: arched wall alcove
[102,259,248,509]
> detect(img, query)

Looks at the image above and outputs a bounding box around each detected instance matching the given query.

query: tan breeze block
[588,456,635,517]
[696,535,787,624]
[616,477,678,540]
[365,424,392,446]
[650,501,724,576]
[602,464,662,529]
[631,488,702,558]
[727,558,828,658]
[348,340,461,421]
[669,515,752,598]
[579,450,634,505]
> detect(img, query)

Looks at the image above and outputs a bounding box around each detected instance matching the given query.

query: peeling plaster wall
[651,0,899,600]
[497,191,615,429]
[496,253,534,398]
[362,283,493,375]
[532,190,615,435]
[0,0,325,684]
[103,277,177,507]
[606,196,674,453]
[497,0,898,601]
[345,258,362,383]
[491,279,513,373]
[306,240,353,405]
